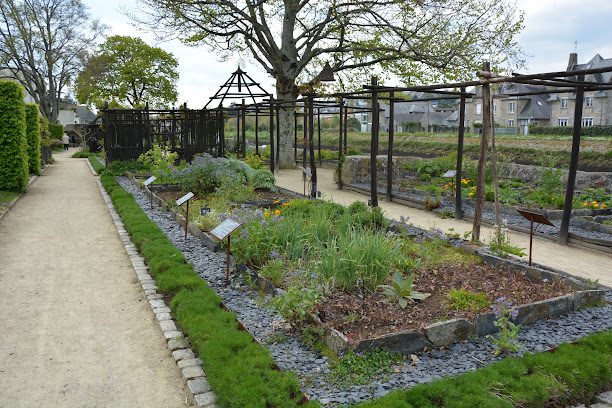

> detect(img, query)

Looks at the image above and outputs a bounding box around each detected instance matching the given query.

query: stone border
[95,179,217,408]
[85,156,98,176]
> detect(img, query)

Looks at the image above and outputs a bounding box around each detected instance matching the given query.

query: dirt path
[276,167,612,287]
[0,150,191,407]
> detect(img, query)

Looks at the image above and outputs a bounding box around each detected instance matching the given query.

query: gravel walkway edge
[96,178,217,408]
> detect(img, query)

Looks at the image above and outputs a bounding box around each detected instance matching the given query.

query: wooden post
[294,112,298,162]
[303,104,307,167]
[529,220,534,266]
[343,103,348,154]
[338,99,344,190]
[455,88,466,219]
[386,92,394,201]
[226,234,231,288]
[236,104,240,155]
[370,76,379,208]
[269,100,275,173]
[184,200,190,240]
[308,95,317,197]
[317,108,321,166]
[276,106,280,165]
[241,99,246,158]
[472,62,491,242]
[255,105,259,156]
[339,100,344,155]
[559,78,585,244]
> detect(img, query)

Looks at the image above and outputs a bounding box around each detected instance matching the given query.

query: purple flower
[270,249,280,258]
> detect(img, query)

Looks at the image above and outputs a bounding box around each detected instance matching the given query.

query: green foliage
[270,286,320,327]
[88,156,105,174]
[487,298,522,356]
[355,330,612,408]
[243,152,264,169]
[76,35,179,108]
[402,154,457,180]
[0,80,29,192]
[100,174,315,408]
[0,190,19,203]
[248,169,277,192]
[48,122,64,140]
[259,259,285,287]
[447,288,490,312]
[104,160,149,176]
[530,124,612,136]
[578,187,611,209]
[24,103,41,175]
[328,349,403,387]
[489,222,526,258]
[300,325,326,350]
[379,272,430,308]
[72,149,95,158]
[137,145,178,182]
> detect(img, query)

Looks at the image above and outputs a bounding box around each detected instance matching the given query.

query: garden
[93,142,612,407]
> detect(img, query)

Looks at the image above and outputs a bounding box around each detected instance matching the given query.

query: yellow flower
[274,209,281,216]
[601,204,607,209]
[273,199,280,204]
[583,201,589,207]
[593,203,600,208]
[263,210,271,218]
[281,202,289,207]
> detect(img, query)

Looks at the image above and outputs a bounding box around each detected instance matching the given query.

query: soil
[316,263,569,343]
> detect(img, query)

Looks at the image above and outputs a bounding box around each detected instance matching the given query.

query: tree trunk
[275,78,298,168]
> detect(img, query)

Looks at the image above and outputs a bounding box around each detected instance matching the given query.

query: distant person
[62,133,69,151]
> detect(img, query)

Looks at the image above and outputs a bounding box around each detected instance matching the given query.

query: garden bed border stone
[96,178,217,408]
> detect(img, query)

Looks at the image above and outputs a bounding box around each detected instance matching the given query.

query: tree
[76,35,179,108]
[0,0,105,122]
[137,0,523,167]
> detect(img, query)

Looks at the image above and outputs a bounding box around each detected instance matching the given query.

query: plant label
[176,192,194,206]
[143,176,157,186]
[210,218,241,241]
[442,170,457,178]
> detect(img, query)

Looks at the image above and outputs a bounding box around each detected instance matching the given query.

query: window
[509,101,516,114]
[476,103,482,114]
[508,119,514,127]
[585,96,593,107]
[582,117,594,127]
[493,103,497,114]
[561,98,568,109]
[558,118,568,126]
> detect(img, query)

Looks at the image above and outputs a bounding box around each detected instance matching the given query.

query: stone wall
[340,155,612,191]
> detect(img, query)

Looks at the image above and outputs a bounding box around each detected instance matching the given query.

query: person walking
[62,133,70,151]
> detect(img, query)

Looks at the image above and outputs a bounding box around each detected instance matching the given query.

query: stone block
[154,306,171,314]
[425,319,475,347]
[574,290,605,310]
[167,337,189,351]
[163,330,182,340]
[156,312,172,321]
[325,328,349,355]
[178,358,202,369]
[475,312,498,336]
[172,348,195,361]
[354,330,433,356]
[514,294,573,326]
[182,365,205,380]
[160,319,177,332]
[187,377,211,395]
[149,299,166,309]
[595,391,612,404]
[194,391,216,407]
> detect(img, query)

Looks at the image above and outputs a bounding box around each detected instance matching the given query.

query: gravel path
[276,167,612,287]
[0,150,192,408]
[118,176,612,406]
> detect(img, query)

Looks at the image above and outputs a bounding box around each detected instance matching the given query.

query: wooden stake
[184,200,190,240]
[226,234,231,288]
[472,62,491,242]
[370,76,379,208]
[455,88,466,219]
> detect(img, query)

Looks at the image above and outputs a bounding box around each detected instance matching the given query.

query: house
[548,53,612,127]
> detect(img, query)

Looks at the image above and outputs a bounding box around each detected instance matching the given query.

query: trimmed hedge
[530,125,612,136]
[355,330,612,407]
[0,80,29,191]
[100,174,318,408]
[48,122,64,140]
[25,103,41,175]
[88,156,105,174]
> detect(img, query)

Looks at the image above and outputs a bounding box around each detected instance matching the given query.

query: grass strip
[88,156,105,175]
[353,330,612,408]
[100,173,318,408]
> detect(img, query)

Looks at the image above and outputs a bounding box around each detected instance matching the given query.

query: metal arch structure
[204,67,271,108]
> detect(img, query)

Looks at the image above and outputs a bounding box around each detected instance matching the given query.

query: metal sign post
[176,192,195,240]
[442,170,457,194]
[301,167,311,197]
[144,176,157,209]
[210,219,242,288]
[516,208,555,266]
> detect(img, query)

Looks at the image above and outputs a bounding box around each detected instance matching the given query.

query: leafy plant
[328,349,403,386]
[447,288,490,312]
[259,259,285,287]
[248,168,277,192]
[378,272,430,309]
[270,286,320,327]
[137,144,178,182]
[487,297,521,355]
[489,220,526,258]
[0,80,28,192]
[300,325,326,349]
[243,152,264,169]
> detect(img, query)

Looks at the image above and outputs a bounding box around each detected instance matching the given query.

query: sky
[82,0,612,108]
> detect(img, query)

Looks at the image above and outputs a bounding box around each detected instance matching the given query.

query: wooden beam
[370,76,380,208]
[386,91,394,202]
[455,89,466,219]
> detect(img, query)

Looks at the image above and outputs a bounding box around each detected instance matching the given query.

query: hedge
[100,174,318,408]
[355,330,612,408]
[25,103,41,175]
[530,125,612,136]
[48,122,64,140]
[0,80,29,191]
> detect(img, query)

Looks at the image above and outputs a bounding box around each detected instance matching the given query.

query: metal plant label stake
[210,218,242,288]
[516,208,555,266]
[176,192,195,240]
[144,176,157,208]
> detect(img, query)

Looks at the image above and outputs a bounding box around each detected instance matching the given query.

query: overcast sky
[82,0,612,107]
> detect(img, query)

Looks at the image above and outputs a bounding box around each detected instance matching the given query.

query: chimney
[567,53,578,71]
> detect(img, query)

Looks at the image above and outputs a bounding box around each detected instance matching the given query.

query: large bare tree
[0,0,105,122]
[138,0,523,167]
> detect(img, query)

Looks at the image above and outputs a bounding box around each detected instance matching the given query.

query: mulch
[316,263,569,343]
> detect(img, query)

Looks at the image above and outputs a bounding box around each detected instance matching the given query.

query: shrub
[0,80,29,192]
[259,259,285,287]
[48,122,64,140]
[137,144,178,182]
[530,124,612,136]
[24,103,41,175]
[248,169,277,192]
[270,286,320,327]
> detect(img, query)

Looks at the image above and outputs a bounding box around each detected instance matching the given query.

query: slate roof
[570,54,612,83]
[518,95,551,120]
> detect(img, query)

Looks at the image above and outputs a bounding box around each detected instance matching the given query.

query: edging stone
[96,178,217,408]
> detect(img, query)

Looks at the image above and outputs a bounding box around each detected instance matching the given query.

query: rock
[182,365,205,380]
[178,358,203,369]
[325,328,349,355]
[574,290,605,310]
[474,312,498,336]
[425,319,474,347]
[354,330,433,356]
[515,295,574,326]
[172,348,195,361]
[187,377,211,394]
